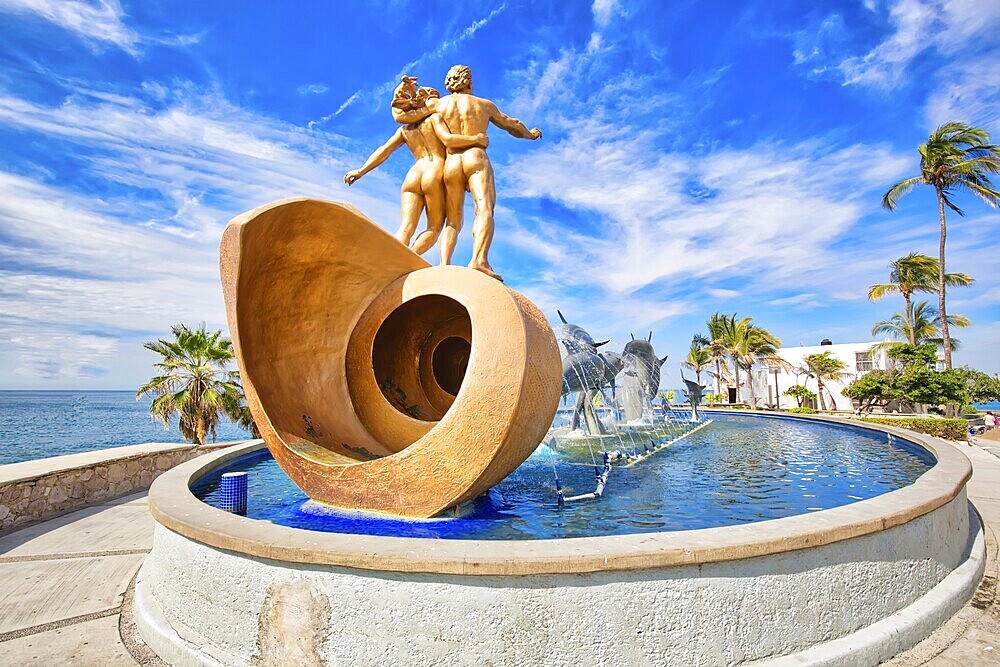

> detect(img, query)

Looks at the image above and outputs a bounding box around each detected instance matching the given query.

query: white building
[745,339,891,412]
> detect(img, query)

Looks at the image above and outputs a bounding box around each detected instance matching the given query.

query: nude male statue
[393,64,542,281]
[344,81,488,260]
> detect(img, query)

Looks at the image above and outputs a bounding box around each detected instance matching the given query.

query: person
[344,81,488,259]
[986,411,998,430]
[393,64,542,281]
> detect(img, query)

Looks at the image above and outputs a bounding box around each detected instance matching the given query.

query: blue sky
[0,0,997,389]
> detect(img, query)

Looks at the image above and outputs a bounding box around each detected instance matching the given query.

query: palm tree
[801,352,849,412]
[882,122,1000,368]
[137,323,255,445]
[731,324,787,407]
[710,313,749,401]
[706,313,733,397]
[867,253,973,343]
[872,300,970,351]
[683,335,712,385]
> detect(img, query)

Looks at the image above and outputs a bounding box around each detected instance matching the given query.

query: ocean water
[0,391,252,465]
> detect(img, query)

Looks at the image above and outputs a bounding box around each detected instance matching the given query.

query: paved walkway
[0,492,151,665]
[1,440,1000,665]
[888,438,1000,665]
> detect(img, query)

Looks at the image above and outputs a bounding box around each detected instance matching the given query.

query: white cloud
[0,0,139,54]
[324,5,507,119]
[297,83,329,96]
[5,328,119,380]
[0,86,401,240]
[0,83,413,387]
[838,0,1000,89]
[592,0,619,27]
[924,59,1000,129]
[503,126,911,296]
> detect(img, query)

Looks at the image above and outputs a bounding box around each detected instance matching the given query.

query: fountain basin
[135,415,983,666]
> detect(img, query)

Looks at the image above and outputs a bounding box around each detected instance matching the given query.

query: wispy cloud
[505,127,911,296]
[924,59,1000,129]
[297,83,329,96]
[837,0,1000,89]
[0,82,408,386]
[323,4,507,119]
[592,0,619,27]
[0,0,202,57]
[0,0,139,54]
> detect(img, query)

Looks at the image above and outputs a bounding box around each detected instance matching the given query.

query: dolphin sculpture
[617,332,668,422]
[681,372,707,423]
[557,312,613,435]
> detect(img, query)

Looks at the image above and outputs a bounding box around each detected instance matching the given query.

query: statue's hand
[529,127,542,140]
[344,170,362,185]
[474,133,489,148]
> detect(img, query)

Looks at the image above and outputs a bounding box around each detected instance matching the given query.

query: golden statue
[393,65,542,282]
[344,79,489,262]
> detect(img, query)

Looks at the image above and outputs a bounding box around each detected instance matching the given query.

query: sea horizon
[0,389,253,465]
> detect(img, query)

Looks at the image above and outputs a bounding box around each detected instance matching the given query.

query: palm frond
[882,176,922,210]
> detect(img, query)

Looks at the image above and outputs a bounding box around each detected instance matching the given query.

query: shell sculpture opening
[220,198,562,517]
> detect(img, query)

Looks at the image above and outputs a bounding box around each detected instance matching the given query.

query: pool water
[192,414,934,540]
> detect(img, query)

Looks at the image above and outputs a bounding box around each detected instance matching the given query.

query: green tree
[953,367,1000,405]
[842,371,897,414]
[683,335,713,385]
[137,323,255,445]
[656,390,676,404]
[896,365,967,408]
[882,121,1000,368]
[801,352,849,412]
[843,344,969,414]
[886,343,938,367]
[872,300,969,351]
[783,385,817,408]
[867,253,973,344]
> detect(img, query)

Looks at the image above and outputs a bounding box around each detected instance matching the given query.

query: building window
[855,351,874,372]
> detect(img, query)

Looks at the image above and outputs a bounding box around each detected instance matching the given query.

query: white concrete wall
[138,490,975,666]
[755,342,890,411]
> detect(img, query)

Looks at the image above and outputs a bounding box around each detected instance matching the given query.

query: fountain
[132,66,983,665]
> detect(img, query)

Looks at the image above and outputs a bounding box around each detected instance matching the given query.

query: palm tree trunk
[817,378,827,411]
[745,363,756,407]
[936,186,952,369]
[903,291,915,345]
[714,359,721,396]
[734,363,741,403]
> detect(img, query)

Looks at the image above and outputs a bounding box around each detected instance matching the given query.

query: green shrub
[859,417,967,441]
[788,407,818,414]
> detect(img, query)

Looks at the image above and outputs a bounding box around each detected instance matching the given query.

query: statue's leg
[440,154,466,266]
[465,155,499,280]
[397,166,424,246]
[410,161,446,255]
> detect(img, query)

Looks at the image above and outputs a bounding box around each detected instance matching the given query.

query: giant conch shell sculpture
[220,198,562,517]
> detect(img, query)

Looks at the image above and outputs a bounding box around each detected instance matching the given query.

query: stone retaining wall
[0,440,255,533]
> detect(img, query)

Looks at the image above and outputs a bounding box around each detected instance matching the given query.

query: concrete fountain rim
[147,413,972,576]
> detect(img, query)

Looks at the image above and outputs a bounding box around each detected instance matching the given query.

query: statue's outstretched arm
[428,114,488,150]
[489,103,542,140]
[344,130,405,185]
